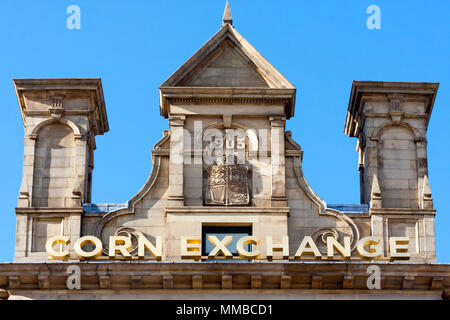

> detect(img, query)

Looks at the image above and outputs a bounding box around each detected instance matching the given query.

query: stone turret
[13,79,108,261]
[345,81,438,209]
[345,81,439,261]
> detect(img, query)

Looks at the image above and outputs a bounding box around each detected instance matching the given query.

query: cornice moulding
[344,81,439,137]
[13,78,109,135]
[164,206,290,215]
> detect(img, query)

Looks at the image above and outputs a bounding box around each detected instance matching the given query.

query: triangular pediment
[181,39,268,87]
[161,24,294,89]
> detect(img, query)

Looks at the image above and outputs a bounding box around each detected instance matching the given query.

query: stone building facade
[1,3,449,300]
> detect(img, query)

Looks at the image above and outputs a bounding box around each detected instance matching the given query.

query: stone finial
[222,1,233,26]
[370,174,382,209]
[420,175,433,209]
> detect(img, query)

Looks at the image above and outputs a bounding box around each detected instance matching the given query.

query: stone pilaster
[168,114,186,206]
[71,133,87,207]
[17,134,37,207]
[270,116,287,207]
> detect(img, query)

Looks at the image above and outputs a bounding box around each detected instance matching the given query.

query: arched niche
[377,125,418,208]
[32,123,76,207]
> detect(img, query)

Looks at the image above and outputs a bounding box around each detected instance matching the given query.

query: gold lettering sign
[357,236,382,260]
[74,236,103,260]
[236,236,260,259]
[207,235,233,259]
[45,235,410,261]
[389,237,410,261]
[109,236,132,259]
[327,236,351,260]
[138,235,162,260]
[46,235,70,260]
[294,236,322,260]
[266,236,289,260]
[181,236,201,260]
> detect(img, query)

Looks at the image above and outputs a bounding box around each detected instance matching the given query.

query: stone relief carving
[203,124,251,206]
[205,163,249,206]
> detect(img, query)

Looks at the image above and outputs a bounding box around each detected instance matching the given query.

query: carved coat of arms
[205,164,249,206]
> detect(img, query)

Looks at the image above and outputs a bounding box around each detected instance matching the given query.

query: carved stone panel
[205,164,249,206]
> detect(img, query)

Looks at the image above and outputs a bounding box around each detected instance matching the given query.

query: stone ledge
[164,206,290,215]
[369,208,436,216]
[15,207,84,215]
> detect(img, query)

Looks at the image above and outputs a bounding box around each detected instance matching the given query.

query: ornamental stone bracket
[388,98,404,123]
[48,93,65,121]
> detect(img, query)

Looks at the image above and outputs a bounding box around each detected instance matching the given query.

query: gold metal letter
[389,237,410,261]
[46,235,70,260]
[109,236,132,259]
[208,235,233,259]
[236,236,260,259]
[181,236,201,260]
[326,236,351,260]
[138,235,162,260]
[266,236,289,260]
[357,236,382,260]
[74,236,103,260]
[294,236,321,260]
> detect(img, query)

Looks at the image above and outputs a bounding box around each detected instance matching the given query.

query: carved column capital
[269,116,286,127]
[169,114,186,127]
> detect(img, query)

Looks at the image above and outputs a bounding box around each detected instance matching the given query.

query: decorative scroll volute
[205,164,249,206]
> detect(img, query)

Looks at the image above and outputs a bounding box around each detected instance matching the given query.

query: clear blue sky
[0,0,448,262]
